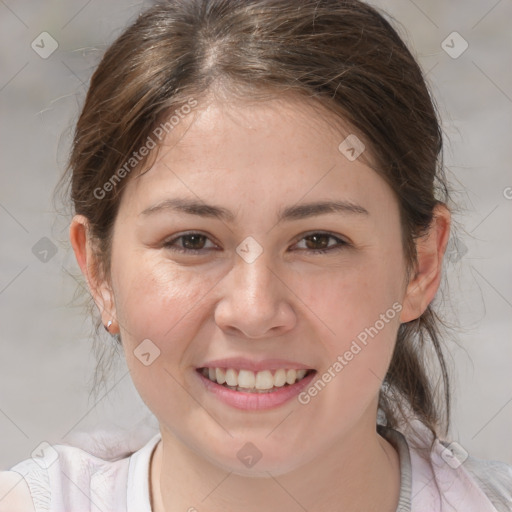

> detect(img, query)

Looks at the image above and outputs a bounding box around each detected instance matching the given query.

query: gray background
[1,0,511,472]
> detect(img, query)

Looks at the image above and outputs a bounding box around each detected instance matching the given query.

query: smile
[197,367,314,392]
[195,367,318,413]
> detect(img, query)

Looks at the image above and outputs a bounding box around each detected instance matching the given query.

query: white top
[6,431,159,512]
[6,420,512,511]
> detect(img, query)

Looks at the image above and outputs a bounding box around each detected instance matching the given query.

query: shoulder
[390,421,512,512]
[0,471,36,512]
[3,438,134,512]
[461,453,512,512]
[430,436,512,511]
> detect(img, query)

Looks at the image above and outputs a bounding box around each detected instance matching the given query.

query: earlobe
[399,204,451,323]
[69,215,119,333]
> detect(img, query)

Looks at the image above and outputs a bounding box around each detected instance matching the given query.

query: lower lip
[196,369,317,411]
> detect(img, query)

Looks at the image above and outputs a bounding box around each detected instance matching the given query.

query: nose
[214,252,297,339]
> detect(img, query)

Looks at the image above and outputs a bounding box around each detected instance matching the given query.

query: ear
[400,203,451,323]
[69,215,119,334]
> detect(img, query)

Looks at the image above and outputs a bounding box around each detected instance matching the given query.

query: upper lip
[197,357,315,372]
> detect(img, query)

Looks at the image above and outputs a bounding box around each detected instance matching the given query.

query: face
[97,95,411,475]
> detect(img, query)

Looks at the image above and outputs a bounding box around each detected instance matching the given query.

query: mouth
[196,367,317,393]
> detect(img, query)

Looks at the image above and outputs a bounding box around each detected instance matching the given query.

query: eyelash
[162,231,349,255]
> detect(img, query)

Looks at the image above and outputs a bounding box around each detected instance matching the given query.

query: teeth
[215,368,226,384]
[255,370,274,389]
[201,367,311,390]
[286,369,297,385]
[238,369,256,388]
[274,368,287,387]
[225,368,237,386]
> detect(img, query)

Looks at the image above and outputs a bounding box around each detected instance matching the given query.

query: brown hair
[61,0,452,444]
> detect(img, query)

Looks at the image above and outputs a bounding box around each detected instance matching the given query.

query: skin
[71,93,450,512]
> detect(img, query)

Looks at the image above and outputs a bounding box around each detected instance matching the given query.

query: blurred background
[1,0,511,472]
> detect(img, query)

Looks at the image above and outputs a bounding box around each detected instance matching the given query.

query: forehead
[119,95,394,220]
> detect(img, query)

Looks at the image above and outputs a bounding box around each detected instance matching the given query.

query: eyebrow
[140,197,369,223]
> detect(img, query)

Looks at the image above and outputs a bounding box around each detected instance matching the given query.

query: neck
[149,416,400,512]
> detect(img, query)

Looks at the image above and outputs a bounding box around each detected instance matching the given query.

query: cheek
[111,258,217,414]
[293,258,402,401]
[295,254,402,341]
[112,255,217,350]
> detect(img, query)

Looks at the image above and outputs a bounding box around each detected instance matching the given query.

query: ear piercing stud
[104,320,113,332]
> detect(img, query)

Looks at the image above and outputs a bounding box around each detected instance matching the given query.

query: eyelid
[293,230,350,245]
[291,231,349,253]
[163,230,350,255]
[162,231,219,252]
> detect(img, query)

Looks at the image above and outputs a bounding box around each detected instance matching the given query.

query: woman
[2,0,511,510]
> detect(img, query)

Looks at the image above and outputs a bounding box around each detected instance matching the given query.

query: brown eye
[304,233,330,250]
[294,232,348,254]
[163,233,217,254]
[181,234,207,250]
